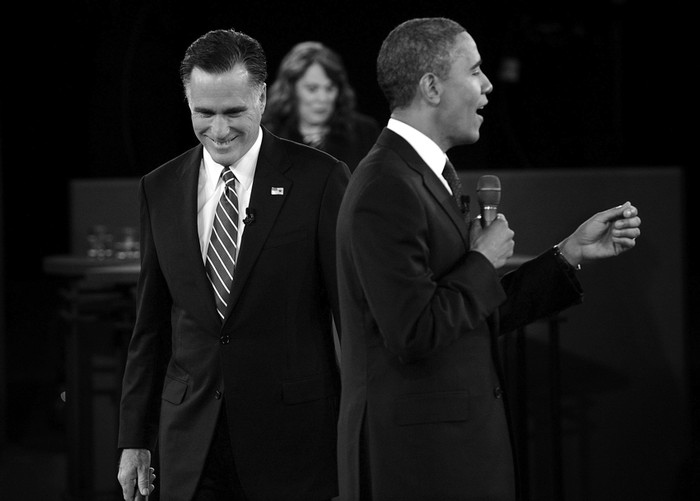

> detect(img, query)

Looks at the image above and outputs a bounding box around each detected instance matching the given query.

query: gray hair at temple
[179,28,267,99]
[377,17,466,111]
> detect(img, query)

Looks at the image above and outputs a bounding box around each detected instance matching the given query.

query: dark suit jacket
[118,129,350,501]
[336,129,582,501]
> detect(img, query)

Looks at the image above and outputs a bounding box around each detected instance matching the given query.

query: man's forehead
[452,33,480,63]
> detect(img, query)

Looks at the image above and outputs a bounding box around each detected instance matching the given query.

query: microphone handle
[480,205,498,228]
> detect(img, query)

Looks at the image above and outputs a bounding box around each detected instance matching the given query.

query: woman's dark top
[269,112,381,172]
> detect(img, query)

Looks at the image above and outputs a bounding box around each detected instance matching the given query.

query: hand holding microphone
[471,175,514,269]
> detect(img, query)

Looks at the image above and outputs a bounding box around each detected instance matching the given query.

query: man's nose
[483,74,493,94]
[211,115,230,136]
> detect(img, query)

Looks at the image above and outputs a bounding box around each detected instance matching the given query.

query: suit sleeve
[348,174,506,363]
[498,247,584,333]
[318,160,350,338]
[118,177,172,451]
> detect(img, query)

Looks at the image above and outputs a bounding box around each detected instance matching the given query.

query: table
[43,254,140,282]
[43,255,140,500]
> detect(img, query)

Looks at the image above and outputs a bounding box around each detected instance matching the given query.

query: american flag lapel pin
[271,187,284,195]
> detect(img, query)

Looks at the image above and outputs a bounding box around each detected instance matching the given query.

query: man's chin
[205,146,238,167]
[451,134,480,149]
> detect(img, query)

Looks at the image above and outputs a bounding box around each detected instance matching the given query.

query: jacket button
[214,390,222,400]
[493,386,504,398]
[220,335,230,345]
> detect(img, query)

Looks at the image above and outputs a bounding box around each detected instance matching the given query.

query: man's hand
[117,448,155,500]
[470,214,515,269]
[558,201,641,267]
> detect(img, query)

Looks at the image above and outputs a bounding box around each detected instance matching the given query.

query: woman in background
[264,41,380,172]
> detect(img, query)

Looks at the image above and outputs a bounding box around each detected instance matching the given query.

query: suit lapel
[423,167,470,243]
[377,129,470,250]
[223,130,292,323]
[173,145,224,328]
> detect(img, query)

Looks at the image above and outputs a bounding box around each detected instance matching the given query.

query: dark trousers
[194,405,248,501]
[359,415,373,500]
[194,404,333,501]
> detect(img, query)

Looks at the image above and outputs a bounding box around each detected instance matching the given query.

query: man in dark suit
[116,28,349,501]
[336,17,641,501]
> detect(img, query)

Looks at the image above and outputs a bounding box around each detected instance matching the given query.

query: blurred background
[0,0,693,499]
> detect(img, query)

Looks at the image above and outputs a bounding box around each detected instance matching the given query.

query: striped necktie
[206,168,239,321]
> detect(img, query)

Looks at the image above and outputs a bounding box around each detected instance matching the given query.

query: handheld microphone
[476,175,501,227]
[243,208,256,225]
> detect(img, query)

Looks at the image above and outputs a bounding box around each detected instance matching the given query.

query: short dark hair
[377,17,465,110]
[179,28,267,93]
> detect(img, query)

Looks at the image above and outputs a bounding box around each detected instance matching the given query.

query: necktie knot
[221,168,237,190]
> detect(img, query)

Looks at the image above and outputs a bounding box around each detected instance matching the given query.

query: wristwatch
[553,244,581,271]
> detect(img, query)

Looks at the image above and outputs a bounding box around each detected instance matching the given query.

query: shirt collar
[387,118,449,180]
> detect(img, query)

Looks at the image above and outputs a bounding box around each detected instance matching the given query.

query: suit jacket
[336,129,583,501]
[118,128,350,501]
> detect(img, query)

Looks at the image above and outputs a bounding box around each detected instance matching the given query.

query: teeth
[213,139,233,146]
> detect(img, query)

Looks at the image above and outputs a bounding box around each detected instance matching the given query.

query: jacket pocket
[282,372,340,404]
[161,376,188,405]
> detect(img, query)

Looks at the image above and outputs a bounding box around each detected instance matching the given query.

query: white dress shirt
[197,127,262,263]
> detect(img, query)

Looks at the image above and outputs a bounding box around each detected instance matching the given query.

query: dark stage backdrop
[0,0,694,499]
[0,0,690,278]
[459,167,689,500]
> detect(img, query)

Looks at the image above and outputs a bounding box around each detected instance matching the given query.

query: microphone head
[476,175,501,205]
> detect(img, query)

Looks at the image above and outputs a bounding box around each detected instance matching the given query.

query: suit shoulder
[278,134,335,160]
[271,132,350,176]
[145,144,201,180]
[354,143,411,178]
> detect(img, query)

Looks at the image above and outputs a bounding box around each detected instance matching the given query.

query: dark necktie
[206,168,239,321]
[442,159,464,211]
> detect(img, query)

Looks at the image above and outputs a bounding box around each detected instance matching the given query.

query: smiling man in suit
[116,28,349,501]
[336,17,641,501]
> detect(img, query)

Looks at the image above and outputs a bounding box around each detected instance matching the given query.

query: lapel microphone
[460,195,471,221]
[243,208,256,225]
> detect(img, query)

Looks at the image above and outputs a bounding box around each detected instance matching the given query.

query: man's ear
[417,73,441,105]
[259,83,267,113]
